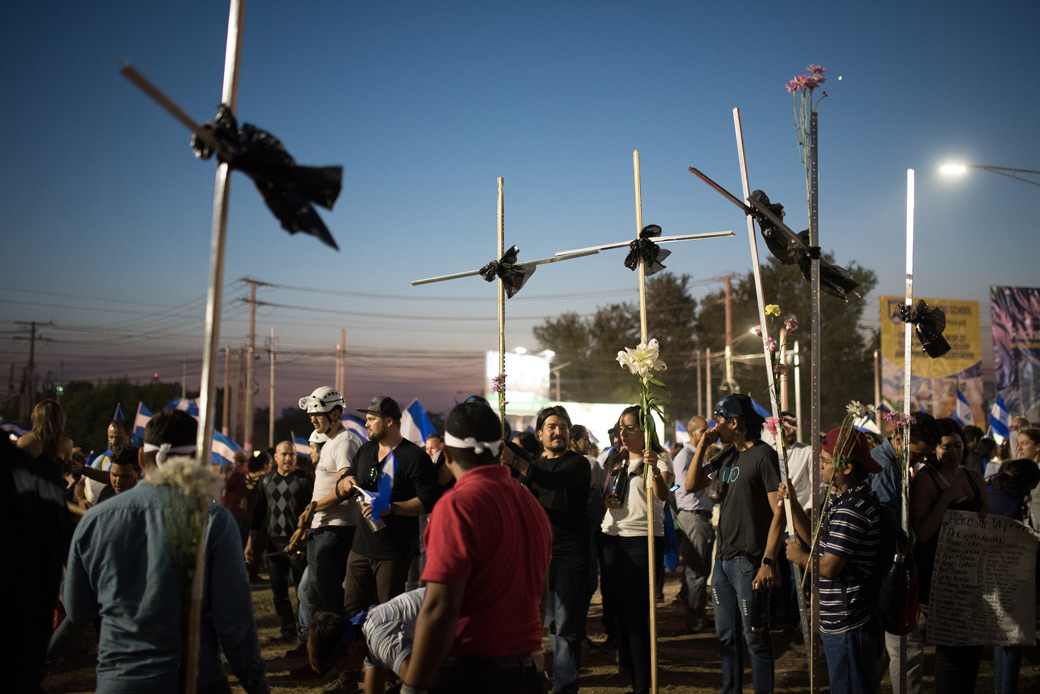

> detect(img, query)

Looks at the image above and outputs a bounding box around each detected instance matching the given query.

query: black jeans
[601,534,662,694]
[934,644,981,694]
[306,526,355,615]
[431,656,546,694]
[267,538,306,638]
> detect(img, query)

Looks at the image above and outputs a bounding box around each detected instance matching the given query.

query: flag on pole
[675,420,690,444]
[749,397,772,421]
[163,397,200,417]
[342,415,369,442]
[212,429,243,468]
[113,403,126,421]
[357,448,397,523]
[293,434,311,458]
[853,416,881,435]
[401,399,436,445]
[954,389,974,427]
[989,394,1011,445]
[134,402,154,443]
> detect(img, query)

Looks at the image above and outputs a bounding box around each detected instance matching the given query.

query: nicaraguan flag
[211,429,242,467]
[113,403,126,421]
[675,420,690,444]
[750,397,773,420]
[1,418,31,440]
[134,402,154,443]
[358,447,397,523]
[164,397,200,417]
[401,399,437,445]
[293,434,311,458]
[342,414,369,442]
[853,416,881,435]
[989,394,1011,445]
[954,389,974,427]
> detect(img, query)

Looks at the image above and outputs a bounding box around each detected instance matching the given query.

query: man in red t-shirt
[404,399,552,694]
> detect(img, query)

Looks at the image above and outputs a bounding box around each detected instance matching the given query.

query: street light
[939,163,1040,187]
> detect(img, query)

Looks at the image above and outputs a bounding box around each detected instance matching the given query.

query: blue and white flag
[989,394,1011,445]
[342,414,369,442]
[134,402,154,442]
[954,389,975,427]
[853,416,881,435]
[0,418,30,440]
[113,403,126,421]
[163,397,200,417]
[675,420,690,444]
[211,429,242,468]
[293,434,311,458]
[357,448,397,523]
[401,399,436,445]
[749,397,773,421]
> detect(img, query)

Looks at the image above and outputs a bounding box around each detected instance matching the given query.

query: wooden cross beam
[409,178,595,425]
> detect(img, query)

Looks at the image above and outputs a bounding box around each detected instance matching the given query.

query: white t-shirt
[311,427,362,528]
[600,452,671,538]
[362,587,425,673]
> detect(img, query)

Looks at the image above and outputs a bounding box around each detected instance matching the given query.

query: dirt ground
[43,570,1040,693]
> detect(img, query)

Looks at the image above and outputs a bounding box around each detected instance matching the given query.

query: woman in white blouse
[599,405,673,694]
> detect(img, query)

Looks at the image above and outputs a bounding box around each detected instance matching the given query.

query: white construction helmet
[308,430,329,444]
[299,386,345,414]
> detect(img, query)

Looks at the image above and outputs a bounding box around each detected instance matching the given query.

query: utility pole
[14,320,53,420]
[244,278,257,451]
[721,274,738,394]
[268,326,275,448]
[222,346,230,436]
[695,349,703,417]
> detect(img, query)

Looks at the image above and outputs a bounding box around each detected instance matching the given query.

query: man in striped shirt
[784,426,882,694]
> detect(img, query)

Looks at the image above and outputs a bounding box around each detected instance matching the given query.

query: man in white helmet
[287,386,363,658]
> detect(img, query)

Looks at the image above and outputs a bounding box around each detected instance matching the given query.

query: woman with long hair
[1015,426,1040,463]
[911,417,990,694]
[599,405,672,694]
[17,399,73,469]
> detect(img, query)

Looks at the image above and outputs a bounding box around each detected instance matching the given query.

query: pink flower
[789,74,819,92]
[774,362,788,376]
[784,317,798,333]
[807,64,826,82]
[752,325,763,337]
[786,79,800,93]
[491,373,507,393]
[764,337,778,352]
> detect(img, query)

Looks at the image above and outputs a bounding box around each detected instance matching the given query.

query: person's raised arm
[685,428,721,492]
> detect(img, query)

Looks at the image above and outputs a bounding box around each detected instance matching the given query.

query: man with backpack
[783,426,883,694]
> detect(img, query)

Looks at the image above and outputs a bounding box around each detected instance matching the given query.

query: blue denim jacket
[64,482,268,693]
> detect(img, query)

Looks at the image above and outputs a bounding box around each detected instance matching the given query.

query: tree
[693,256,878,432]
[532,272,700,417]
[58,379,184,452]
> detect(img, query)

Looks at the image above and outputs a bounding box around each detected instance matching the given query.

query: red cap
[822,427,881,474]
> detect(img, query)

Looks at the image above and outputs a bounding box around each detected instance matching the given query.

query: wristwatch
[387,501,399,516]
[761,556,773,567]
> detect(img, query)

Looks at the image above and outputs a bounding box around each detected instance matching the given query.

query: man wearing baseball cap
[783,426,883,694]
[685,393,784,694]
[335,396,440,631]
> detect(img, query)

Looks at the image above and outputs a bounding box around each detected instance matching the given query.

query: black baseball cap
[356,396,402,420]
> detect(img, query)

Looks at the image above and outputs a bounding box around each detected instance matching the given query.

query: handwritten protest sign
[928,510,1038,646]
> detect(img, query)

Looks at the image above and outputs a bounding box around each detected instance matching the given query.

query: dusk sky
[2,2,1038,422]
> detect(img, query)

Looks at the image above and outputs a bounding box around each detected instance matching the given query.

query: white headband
[444,432,502,456]
[143,442,198,467]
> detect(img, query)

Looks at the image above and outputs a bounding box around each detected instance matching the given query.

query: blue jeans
[820,620,882,694]
[994,645,1023,694]
[712,556,774,694]
[306,525,354,614]
[545,551,588,693]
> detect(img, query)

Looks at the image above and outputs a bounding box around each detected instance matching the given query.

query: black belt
[441,655,536,669]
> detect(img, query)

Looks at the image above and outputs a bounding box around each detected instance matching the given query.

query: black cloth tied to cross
[624,224,670,276]
[898,299,951,359]
[191,104,343,250]
[750,190,860,302]
[478,245,535,298]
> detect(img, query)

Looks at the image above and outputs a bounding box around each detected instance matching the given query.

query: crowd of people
[7,390,1040,694]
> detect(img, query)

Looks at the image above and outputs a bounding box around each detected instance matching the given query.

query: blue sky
[2,1,1038,419]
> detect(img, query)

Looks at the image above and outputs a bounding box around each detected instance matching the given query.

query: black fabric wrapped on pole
[191,105,343,250]
[478,245,536,298]
[623,224,671,276]
[749,190,859,302]
[898,299,952,359]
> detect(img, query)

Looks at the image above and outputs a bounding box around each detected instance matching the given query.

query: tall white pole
[197,0,246,465]
[899,168,915,694]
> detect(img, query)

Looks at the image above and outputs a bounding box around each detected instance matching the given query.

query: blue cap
[714,394,765,425]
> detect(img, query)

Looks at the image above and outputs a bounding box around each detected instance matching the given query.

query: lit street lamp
[940,163,1040,187]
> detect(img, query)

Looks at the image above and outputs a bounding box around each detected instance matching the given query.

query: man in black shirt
[336,396,439,617]
[509,405,590,694]
[685,394,784,694]
[246,440,314,643]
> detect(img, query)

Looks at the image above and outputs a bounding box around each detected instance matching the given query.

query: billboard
[485,351,551,415]
[991,286,1040,421]
[879,296,983,423]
